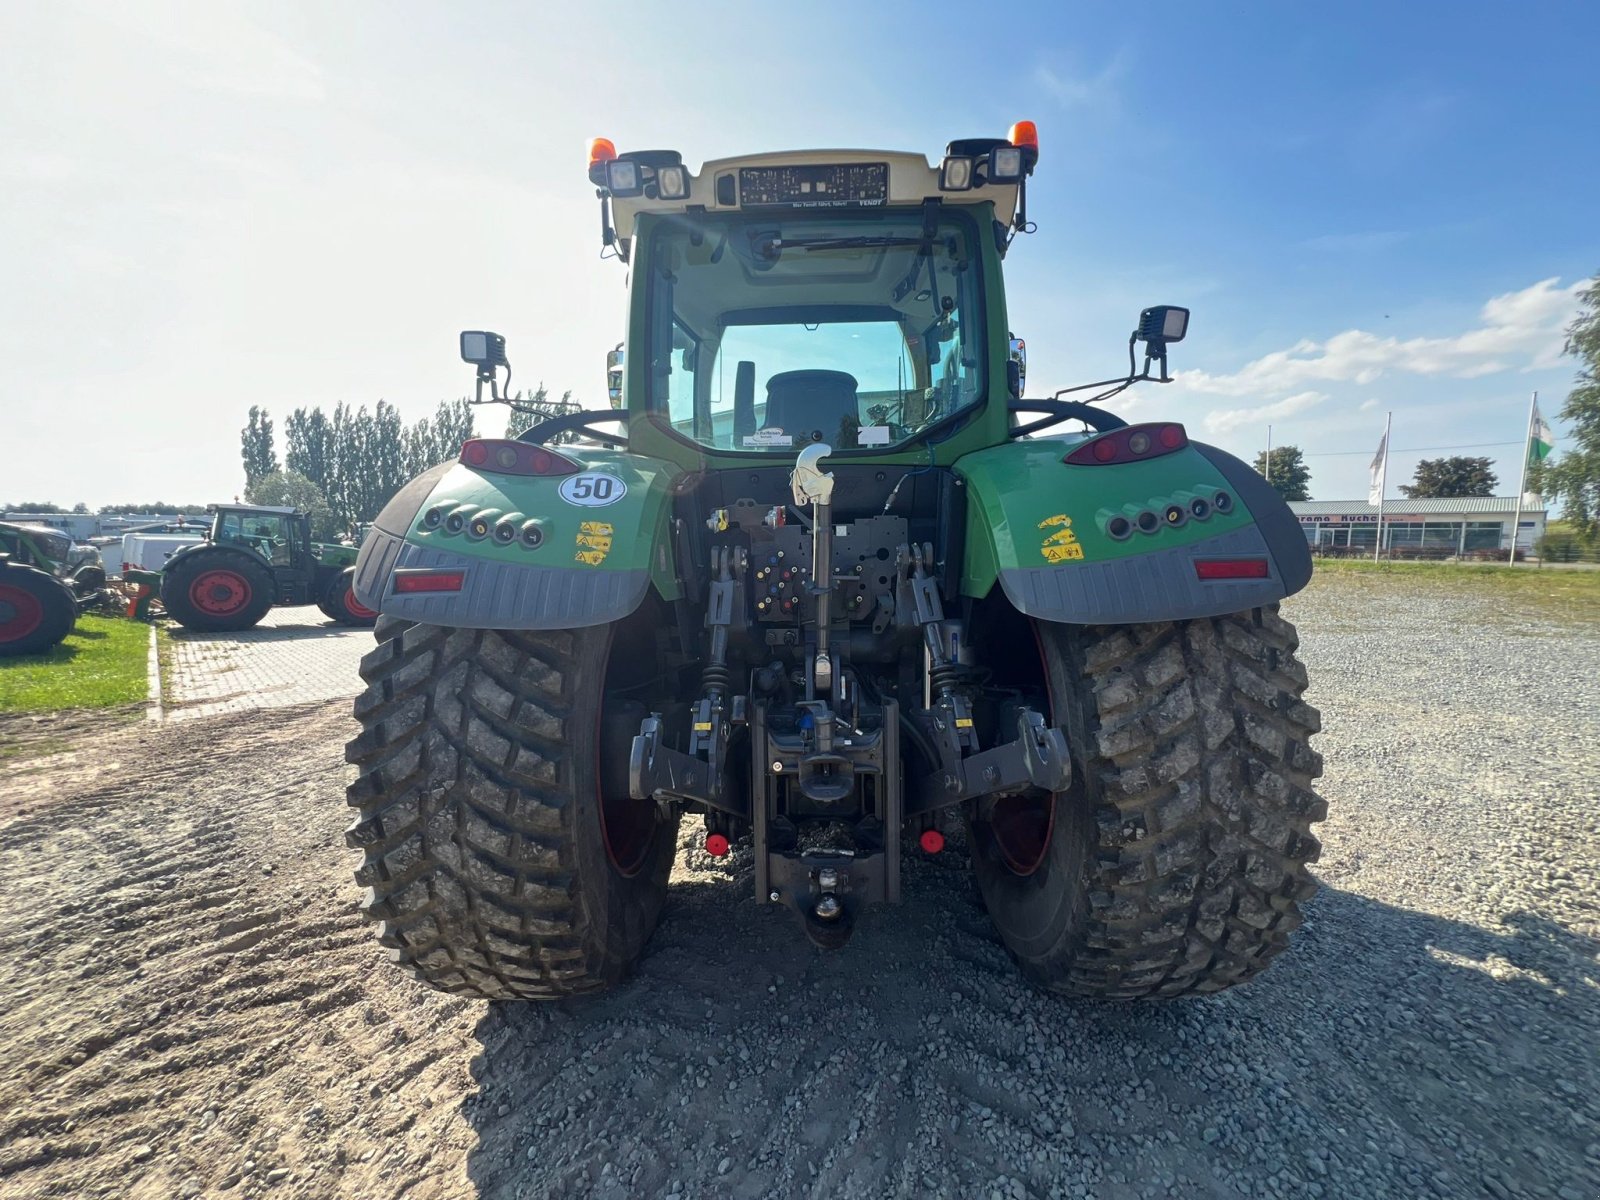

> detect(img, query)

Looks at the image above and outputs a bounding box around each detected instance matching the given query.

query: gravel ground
[0,571,1596,1200]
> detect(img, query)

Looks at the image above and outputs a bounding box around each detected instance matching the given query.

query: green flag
[1529,400,1554,463]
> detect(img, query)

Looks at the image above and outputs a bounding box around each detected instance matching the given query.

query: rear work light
[1194,558,1270,581]
[460,439,582,476]
[1063,422,1187,466]
[392,569,466,594]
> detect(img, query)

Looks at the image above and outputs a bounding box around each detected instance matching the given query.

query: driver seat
[762,370,859,442]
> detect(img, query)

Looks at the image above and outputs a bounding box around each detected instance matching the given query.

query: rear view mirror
[460,330,508,369]
[606,345,625,409]
[1008,334,1027,397]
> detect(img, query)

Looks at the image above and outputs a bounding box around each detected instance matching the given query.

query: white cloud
[87,1,325,101]
[1359,397,1380,412]
[1203,391,1326,436]
[1178,277,1584,397]
[1034,49,1131,109]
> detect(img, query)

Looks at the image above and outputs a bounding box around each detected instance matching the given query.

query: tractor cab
[205,505,317,605]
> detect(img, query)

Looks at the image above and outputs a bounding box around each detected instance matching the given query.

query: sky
[3,0,1598,509]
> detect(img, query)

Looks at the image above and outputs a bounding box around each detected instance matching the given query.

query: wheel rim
[342,587,376,620]
[0,583,44,644]
[984,621,1058,877]
[189,569,252,616]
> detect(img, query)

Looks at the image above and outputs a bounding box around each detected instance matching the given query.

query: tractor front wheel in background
[324,567,377,627]
[0,563,77,657]
[160,550,275,632]
[969,605,1325,999]
[344,618,678,999]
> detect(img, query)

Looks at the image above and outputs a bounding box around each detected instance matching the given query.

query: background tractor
[0,520,109,609]
[0,555,77,657]
[158,504,374,632]
[344,127,1324,1003]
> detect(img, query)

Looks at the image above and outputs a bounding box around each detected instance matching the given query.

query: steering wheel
[516,410,628,448]
[1008,400,1129,440]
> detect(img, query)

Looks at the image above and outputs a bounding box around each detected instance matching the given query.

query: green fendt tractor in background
[159,504,375,632]
[345,125,1325,1002]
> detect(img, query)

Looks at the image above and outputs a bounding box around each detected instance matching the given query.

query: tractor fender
[352,451,684,630]
[954,439,1312,624]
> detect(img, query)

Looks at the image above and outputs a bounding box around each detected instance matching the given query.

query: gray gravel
[1,569,1596,1200]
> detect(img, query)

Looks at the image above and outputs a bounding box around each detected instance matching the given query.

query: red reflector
[1092,439,1118,462]
[459,438,581,476]
[1194,558,1270,581]
[705,833,730,858]
[919,829,946,854]
[392,569,466,593]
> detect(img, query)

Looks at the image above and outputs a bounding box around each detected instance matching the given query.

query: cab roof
[608,149,1020,240]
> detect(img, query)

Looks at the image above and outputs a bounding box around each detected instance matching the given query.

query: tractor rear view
[344,125,1324,1002]
[159,505,374,632]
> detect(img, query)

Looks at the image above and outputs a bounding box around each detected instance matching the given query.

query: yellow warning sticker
[580,521,614,537]
[955,717,975,729]
[1038,513,1085,562]
[574,549,608,566]
[693,722,713,733]
[576,533,613,551]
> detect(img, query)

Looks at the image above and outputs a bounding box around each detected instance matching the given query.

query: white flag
[1368,432,1387,506]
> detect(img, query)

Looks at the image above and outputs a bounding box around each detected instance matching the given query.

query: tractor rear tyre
[344,620,678,999]
[160,549,275,632]
[324,567,378,627]
[968,606,1324,998]
[0,562,77,657]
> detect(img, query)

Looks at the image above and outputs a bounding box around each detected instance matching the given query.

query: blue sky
[4,0,1597,506]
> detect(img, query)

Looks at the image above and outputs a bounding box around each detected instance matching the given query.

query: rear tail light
[1063,423,1188,466]
[460,439,581,476]
[1194,558,1270,581]
[392,569,466,593]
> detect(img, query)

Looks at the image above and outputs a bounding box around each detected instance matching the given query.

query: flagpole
[1373,411,1391,563]
[1508,390,1537,565]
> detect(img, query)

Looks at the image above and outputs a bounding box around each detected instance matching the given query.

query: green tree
[241,406,278,487]
[3,500,67,513]
[1398,456,1499,498]
[1533,273,1600,544]
[1251,444,1312,501]
[503,385,576,439]
[284,407,334,495]
[71,502,89,514]
[244,469,340,541]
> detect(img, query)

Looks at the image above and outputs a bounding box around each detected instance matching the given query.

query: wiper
[756,235,926,258]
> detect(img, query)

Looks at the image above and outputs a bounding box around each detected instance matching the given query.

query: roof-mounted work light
[655,164,689,200]
[604,158,642,197]
[987,145,1025,183]
[939,155,974,191]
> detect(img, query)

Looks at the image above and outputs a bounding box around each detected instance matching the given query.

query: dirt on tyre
[0,560,77,657]
[324,566,377,627]
[160,548,275,632]
[969,605,1324,998]
[344,620,679,999]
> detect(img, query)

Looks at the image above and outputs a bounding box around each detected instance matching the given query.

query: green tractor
[0,521,105,657]
[159,504,375,632]
[345,128,1324,1002]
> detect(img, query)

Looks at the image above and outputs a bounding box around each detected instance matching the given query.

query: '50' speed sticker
[558,473,627,507]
